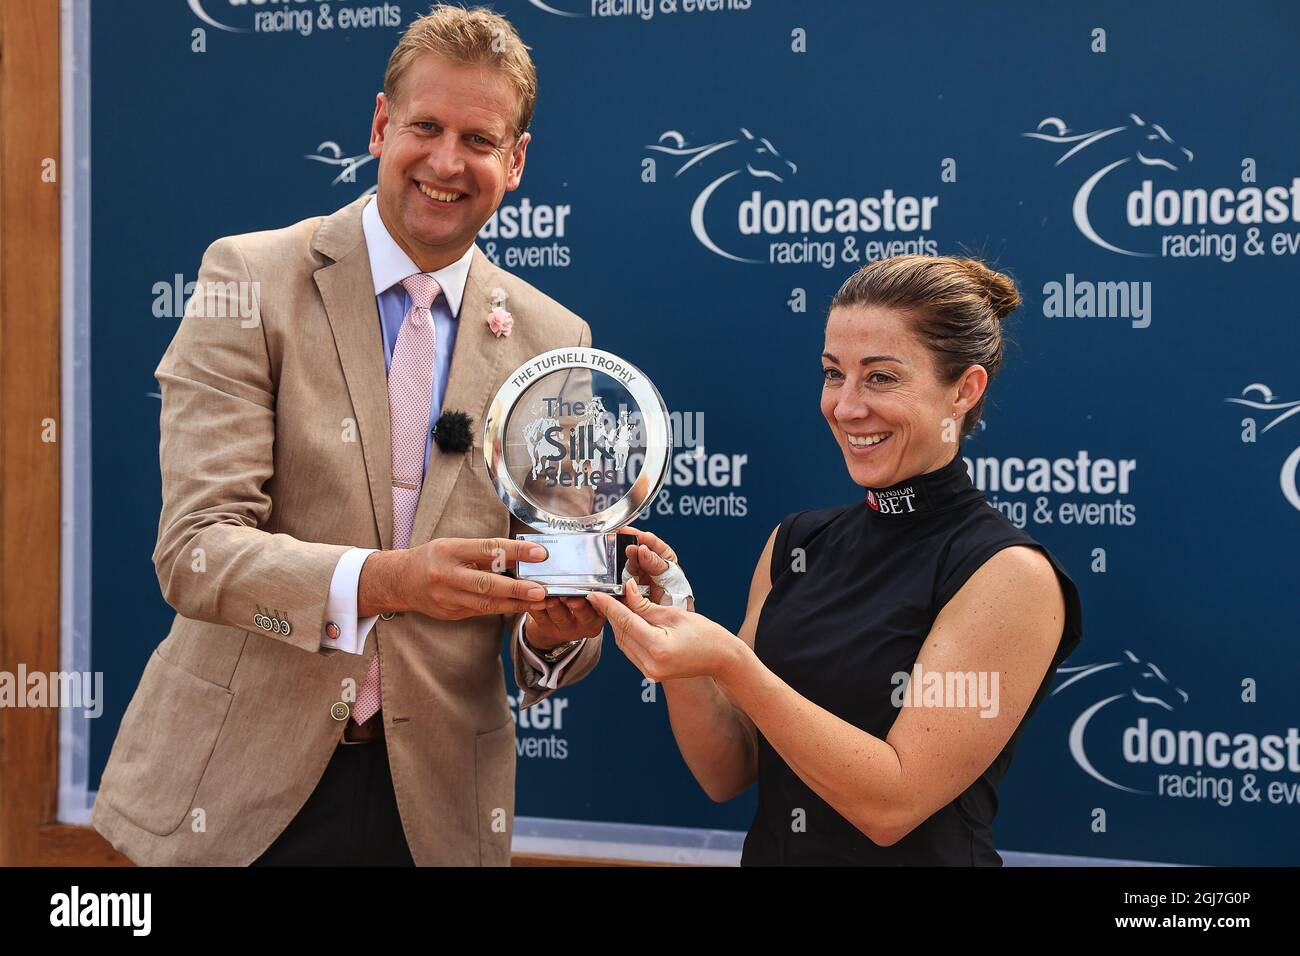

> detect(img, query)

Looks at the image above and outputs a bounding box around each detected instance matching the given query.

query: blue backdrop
[88,0,1300,864]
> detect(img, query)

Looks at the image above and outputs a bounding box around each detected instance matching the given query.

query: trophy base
[533,582,650,597]
[516,531,641,597]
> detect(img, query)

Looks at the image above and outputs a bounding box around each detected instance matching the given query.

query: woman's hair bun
[828,253,1018,438]
[957,258,1021,321]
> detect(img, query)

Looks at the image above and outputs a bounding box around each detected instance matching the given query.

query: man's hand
[359,537,553,621]
[523,596,606,650]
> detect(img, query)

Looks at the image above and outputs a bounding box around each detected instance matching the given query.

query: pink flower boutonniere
[487,287,514,338]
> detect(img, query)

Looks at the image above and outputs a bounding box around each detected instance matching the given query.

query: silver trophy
[483,347,672,595]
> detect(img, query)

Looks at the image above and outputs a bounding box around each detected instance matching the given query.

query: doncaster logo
[1052,648,1300,807]
[1022,113,1194,257]
[189,0,399,36]
[1052,649,1189,794]
[646,128,798,263]
[646,127,939,266]
[1225,383,1300,512]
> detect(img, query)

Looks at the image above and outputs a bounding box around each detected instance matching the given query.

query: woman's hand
[622,526,694,610]
[586,587,741,683]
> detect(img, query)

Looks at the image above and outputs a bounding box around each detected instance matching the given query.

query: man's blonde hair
[383,4,537,139]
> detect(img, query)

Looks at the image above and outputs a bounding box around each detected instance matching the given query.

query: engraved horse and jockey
[524,396,634,487]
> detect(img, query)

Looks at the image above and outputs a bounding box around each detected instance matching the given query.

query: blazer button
[330,701,350,721]
[325,621,341,640]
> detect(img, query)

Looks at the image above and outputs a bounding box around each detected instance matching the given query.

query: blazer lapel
[313,198,393,550]
[408,246,508,547]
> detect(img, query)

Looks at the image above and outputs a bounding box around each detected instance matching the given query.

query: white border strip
[512,817,746,866]
[511,818,1178,866]
[57,0,94,826]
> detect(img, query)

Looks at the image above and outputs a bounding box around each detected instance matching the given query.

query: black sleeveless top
[740,452,1083,866]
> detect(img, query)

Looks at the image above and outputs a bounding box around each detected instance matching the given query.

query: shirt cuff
[515,615,586,690]
[321,547,380,655]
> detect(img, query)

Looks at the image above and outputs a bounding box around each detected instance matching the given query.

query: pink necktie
[353,273,441,726]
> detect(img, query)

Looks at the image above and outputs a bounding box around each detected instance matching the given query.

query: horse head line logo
[1052,649,1188,793]
[646,128,798,263]
[1023,113,1194,257]
[306,141,377,194]
[1226,383,1300,511]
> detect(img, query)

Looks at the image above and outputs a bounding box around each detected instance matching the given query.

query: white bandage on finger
[622,556,694,609]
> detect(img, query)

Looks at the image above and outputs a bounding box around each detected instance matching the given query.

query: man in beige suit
[92,5,606,866]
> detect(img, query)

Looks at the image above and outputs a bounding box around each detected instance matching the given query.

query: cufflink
[325,621,341,640]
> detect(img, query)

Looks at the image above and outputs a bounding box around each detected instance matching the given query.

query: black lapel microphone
[432,409,474,454]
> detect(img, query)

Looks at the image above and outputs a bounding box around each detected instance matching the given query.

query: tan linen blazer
[91,196,601,866]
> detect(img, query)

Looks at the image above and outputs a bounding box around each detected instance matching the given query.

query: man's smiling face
[369,54,530,270]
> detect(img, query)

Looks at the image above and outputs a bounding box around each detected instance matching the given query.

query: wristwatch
[541,641,582,663]
[523,622,582,663]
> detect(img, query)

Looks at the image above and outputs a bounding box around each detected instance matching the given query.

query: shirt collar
[863,450,980,518]
[362,195,475,317]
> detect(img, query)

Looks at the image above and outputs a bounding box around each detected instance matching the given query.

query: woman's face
[820,305,985,489]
